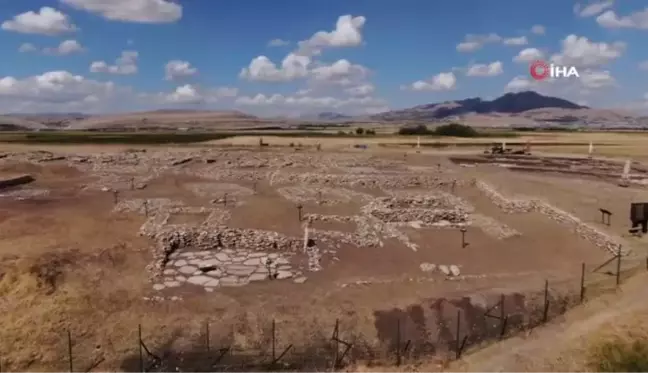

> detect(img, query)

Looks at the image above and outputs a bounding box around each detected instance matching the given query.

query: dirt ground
[0,140,645,371]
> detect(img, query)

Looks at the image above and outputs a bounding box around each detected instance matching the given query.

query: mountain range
[369,91,587,121]
[1,91,646,130]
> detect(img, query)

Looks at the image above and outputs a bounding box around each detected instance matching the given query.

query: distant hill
[316,112,352,120]
[0,115,49,131]
[65,110,268,130]
[371,91,587,121]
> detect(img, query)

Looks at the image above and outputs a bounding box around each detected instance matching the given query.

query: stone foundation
[475,181,625,255]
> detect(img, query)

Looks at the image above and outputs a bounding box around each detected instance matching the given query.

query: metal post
[460,228,467,248]
[143,200,148,217]
[396,318,401,366]
[67,329,73,372]
[543,280,549,323]
[223,193,228,207]
[113,190,119,204]
[138,324,144,373]
[130,177,135,190]
[580,262,586,303]
[616,245,622,287]
[333,319,339,369]
[205,320,210,353]
[455,310,462,360]
[297,205,303,222]
[271,319,276,363]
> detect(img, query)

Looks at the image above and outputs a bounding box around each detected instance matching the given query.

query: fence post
[616,246,622,287]
[138,324,144,373]
[205,320,210,353]
[271,319,276,363]
[580,262,586,303]
[455,310,461,360]
[543,280,549,323]
[396,318,401,367]
[333,319,339,369]
[67,329,73,372]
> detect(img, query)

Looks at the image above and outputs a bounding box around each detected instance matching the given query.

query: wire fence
[2,254,647,372]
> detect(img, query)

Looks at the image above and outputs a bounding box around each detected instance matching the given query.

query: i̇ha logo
[529,60,579,80]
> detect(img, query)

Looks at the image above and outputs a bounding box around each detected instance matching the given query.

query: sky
[1,0,648,116]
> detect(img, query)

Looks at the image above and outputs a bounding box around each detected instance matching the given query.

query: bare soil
[0,144,643,371]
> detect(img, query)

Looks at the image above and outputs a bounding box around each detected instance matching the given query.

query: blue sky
[1,0,648,116]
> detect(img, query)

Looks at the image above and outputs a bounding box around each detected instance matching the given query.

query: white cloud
[235,93,385,113]
[405,72,456,91]
[59,0,182,23]
[513,48,544,63]
[466,61,503,77]
[268,39,290,47]
[0,71,116,107]
[164,60,198,81]
[19,40,85,55]
[574,1,614,17]
[297,15,366,56]
[550,35,625,67]
[579,69,616,89]
[310,59,369,86]
[239,53,311,82]
[503,36,528,46]
[90,50,138,75]
[531,25,545,35]
[504,76,537,92]
[1,7,77,35]
[596,8,648,29]
[18,43,37,53]
[144,84,238,106]
[456,33,501,52]
[45,40,85,55]
[163,84,203,104]
[344,83,375,96]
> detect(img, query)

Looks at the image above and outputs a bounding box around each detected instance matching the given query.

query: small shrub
[398,124,432,135]
[433,123,478,137]
[355,127,365,135]
[589,337,648,372]
[365,129,376,135]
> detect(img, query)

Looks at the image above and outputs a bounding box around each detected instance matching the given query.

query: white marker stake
[303,225,309,253]
[588,142,593,155]
[417,136,421,149]
[623,159,631,179]
[502,141,506,151]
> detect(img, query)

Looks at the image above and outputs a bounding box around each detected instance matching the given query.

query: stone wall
[475,181,625,255]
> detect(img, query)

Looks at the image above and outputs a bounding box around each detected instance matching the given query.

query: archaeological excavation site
[1,145,647,371]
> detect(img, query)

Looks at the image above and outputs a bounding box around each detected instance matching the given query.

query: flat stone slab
[249,273,268,282]
[293,276,307,284]
[174,259,188,267]
[187,275,212,286]
[153,284,165,291]
[439,265,450,276]
[449,265,461,277]
[276,270,293,280]
[204,279,220,287]
[225,264,256,277]
[164,280,181,287]
[178,265,197,275]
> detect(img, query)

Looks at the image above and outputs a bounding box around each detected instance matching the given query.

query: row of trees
[397,123,479,137]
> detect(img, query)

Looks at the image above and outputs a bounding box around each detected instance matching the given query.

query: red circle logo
[530,60,550,80]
